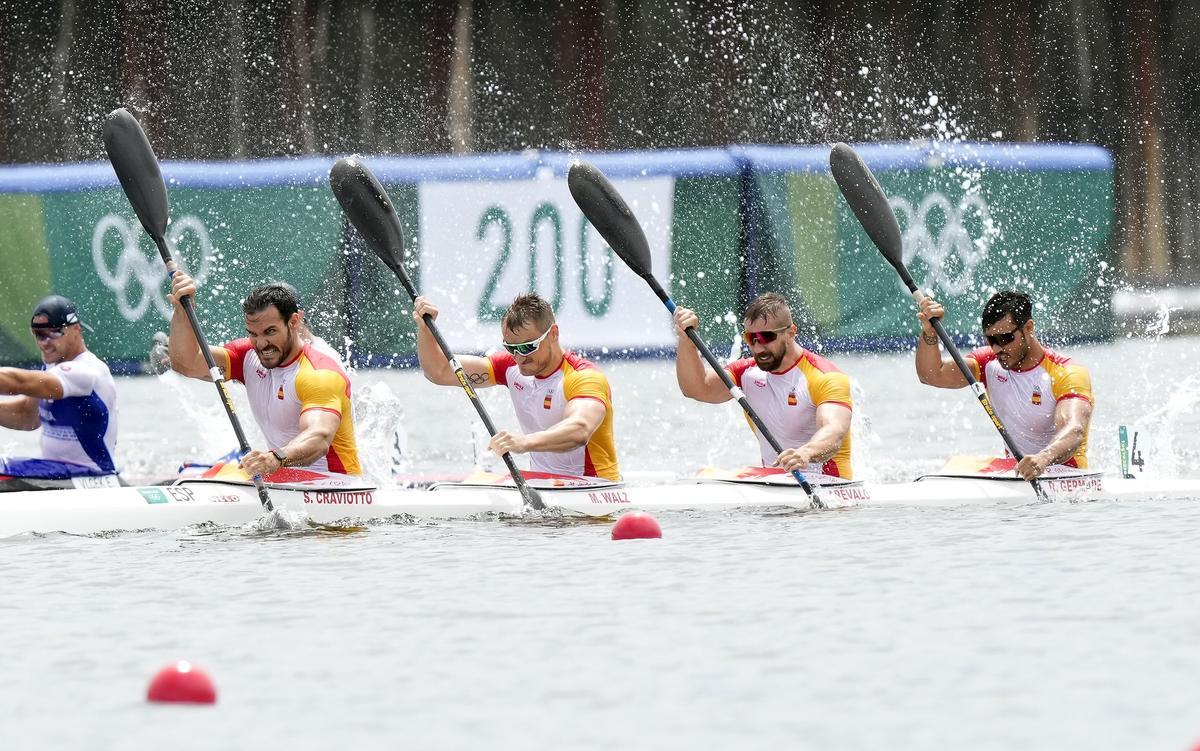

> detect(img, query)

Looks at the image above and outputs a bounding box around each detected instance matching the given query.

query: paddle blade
[103,108,169,241]
[330,156,407,279]
[829,142,906,271]
[568,160,653,277]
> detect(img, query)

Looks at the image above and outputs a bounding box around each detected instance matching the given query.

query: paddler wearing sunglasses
[412,293,620,481]
[673,292,854,479]
[0,295,119,480]
[916,290,1093,480]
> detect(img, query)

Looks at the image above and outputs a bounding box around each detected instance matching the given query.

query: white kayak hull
[0,474,1197,538]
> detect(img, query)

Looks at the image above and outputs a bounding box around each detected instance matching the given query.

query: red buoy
[146,660,217,704]
[611,512,662,540]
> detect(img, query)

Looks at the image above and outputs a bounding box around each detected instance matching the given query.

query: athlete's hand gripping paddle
[829,142,1047,501]
[102,108,277,513]
[567,160,822,507]
[329,156,546,512]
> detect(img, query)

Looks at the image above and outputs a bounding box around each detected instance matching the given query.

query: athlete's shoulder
[223,338,255,358]
[58,351,108,376]
[220,338,256,381]
[488,351,518,386]
[562,352,611,402]
[46,351,109,399]
[969,346,997,366]
[799,349,843,374]
[726,357,757,378]
[563,351,603,374]
[301,342,350,378]
[1042,347,1085,369]
[78,350,111,371]
[308,336,346,366]
[724,357,759,388]
[800,350,852,406]
[1042,348,1093,402]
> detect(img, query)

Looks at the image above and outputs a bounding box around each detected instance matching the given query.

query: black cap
[31,295,82,329]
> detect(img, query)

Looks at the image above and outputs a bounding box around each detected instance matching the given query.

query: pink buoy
[146,660,217,704]
[611,512,662,540]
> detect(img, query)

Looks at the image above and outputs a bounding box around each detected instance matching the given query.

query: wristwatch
[271,448,289,468]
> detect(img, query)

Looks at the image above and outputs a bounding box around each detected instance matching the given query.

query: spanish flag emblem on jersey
[1031,388,1042,406]
[277,385,285,400]
[787,390,798,406]
[543,394,552,409]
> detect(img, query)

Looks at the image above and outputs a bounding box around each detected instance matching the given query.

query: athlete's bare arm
[412,296,494,388]
[488,398,606,456]
[167,271,230,381]
[0,369,65,431]
[0,368,65,401]
[240,409,342,477]
[915,297,969,388]
[673,307,732,404]
[1015,397,1093,481]
[775,402,851,472]
[0,395,41,431]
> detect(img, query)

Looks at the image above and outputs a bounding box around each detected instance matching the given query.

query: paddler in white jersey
[167,273,361,478]
[673,292,854,478]
[916,290,1094,481]
[0,295,119,479]
[412,292,620,481]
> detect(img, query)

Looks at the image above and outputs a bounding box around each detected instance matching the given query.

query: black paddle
[329,156,546,512]
[829,141,1048,500]
[102,107,277,513]
[567,160,822,505]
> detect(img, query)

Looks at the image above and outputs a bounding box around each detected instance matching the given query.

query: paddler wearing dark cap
[0,295,118,479]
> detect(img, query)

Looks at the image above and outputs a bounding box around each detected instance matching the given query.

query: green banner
[35,185,346,363]
[752,166,1114,347]
[0,146,1114,368]
[0,195,52,361]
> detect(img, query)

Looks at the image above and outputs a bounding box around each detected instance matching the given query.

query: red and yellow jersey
[223,339,360,475]
[486,351,619,481]
[967,346,1092,468]
[726,350,854,478]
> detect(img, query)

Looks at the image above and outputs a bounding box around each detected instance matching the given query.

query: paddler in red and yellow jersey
[916,290,1093,481]
[166,272,360,478]
[412,293,619,481]
[673,292,854,479]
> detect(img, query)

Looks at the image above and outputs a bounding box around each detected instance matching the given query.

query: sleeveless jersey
[223,339,361,474]
[37,350,118,474]
[486,351,620,481]
[968,347,1093,467]
[726,350,853,478]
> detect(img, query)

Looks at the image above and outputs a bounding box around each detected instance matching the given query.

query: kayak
[1,466,1197,538]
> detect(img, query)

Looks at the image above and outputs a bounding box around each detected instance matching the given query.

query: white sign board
[419,175,675,352]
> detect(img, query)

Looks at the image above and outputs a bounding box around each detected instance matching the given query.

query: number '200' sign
[474,202,614,321]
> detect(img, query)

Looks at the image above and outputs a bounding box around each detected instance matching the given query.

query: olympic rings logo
[890,192,997,297]
[91,214,213,321]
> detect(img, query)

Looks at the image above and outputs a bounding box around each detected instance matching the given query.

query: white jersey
[222,338,360,475]
[485,351,620,481]
[726,351,854,478]
[39,350,119,473]
[968,347,1093,467]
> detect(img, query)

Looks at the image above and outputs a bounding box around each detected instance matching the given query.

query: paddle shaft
[638,273,819,500]
[155,238,274,512]
[390,271,546,511]
[909,286,1048,500]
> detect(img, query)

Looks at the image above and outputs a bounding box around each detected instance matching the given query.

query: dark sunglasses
[503,326,552,357]
[31,327,66,343]
[743,324,793,346]
[984,327,1020,347]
